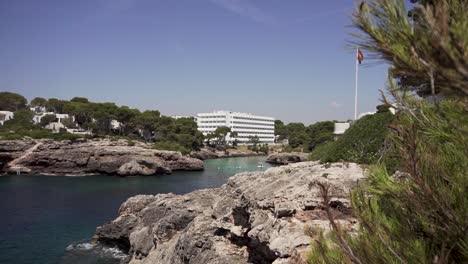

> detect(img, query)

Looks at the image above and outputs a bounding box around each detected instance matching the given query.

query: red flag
[357,48,364,64]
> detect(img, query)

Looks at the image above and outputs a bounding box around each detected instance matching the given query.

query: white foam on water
[66,242,94,251]
[102,246,127,259]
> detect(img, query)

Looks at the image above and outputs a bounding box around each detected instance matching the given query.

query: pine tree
[309,1,468,263]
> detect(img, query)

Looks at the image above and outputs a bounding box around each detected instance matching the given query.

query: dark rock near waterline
[265,152,308,165]
[190,147,264,160]
[0,139,203,176]
[94,161,365,263]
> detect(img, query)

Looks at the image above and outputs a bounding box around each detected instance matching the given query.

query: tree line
[274,119,335,152]
[0,92,204,153]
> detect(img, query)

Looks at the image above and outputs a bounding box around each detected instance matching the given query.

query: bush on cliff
[274,120,335,152]
[153,141,190,155]
[309,99,468,264]
[309,111,394,164]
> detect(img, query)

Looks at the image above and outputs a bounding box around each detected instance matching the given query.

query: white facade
[111,119,121,129]
[197,111,275,144]
[45,122,66,132]
[172,115,193,120]
[30,106,46,113]
[33,113,73,124]
[0,111,14,125]
[334,122,350,135]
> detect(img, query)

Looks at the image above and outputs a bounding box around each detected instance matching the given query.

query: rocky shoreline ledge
[0,139,203,176]
[0,140,269,176]
[190,147,265,160]
[93,161,365,264]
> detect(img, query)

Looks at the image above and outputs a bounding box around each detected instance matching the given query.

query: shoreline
[1,154,270,177]
[0,139,204,176]
[201,153,267,160]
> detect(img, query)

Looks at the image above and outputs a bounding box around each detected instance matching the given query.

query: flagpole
[354,48,359,120]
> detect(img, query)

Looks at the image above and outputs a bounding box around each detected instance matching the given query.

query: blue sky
[1,0,389,124]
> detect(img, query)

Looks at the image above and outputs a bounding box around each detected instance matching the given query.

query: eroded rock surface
[94,161,365,263]
[0,139,203,176]
[0,139,37,171]
[266,153,308,165]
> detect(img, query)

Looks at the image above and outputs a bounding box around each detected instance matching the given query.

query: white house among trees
[0,111,14,125]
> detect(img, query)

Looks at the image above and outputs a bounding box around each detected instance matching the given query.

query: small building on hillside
[0,111,14,125]
[33,112,55,123]
[33,113,74,124]
[111,119,121,130]
[55,114,72,123]
[30,106,47,113]
[334,122,351,136]
[45,122,66,132]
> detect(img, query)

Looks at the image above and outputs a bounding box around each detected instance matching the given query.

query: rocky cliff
[266,153,308,165]
[94,161,365,264]
[0,139,203,176]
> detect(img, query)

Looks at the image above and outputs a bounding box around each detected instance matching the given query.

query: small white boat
[257,162,264,168]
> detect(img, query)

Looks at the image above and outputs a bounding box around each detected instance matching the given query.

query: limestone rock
[94,161,365,263]
[0,139,204,176]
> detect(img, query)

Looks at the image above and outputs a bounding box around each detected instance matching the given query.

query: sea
[0,156,272,264]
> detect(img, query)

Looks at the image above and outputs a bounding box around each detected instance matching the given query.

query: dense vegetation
[0,110,82,141]
[0,94,204,153]
[203,127,268,153]
[0,92,28,112]
[275,119,335,152]
[309,0,467,263]
[205,126,232,147]
[309,107,394,165]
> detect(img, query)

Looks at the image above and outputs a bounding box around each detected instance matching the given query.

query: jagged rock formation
[94,161,365,263]
[266,153,308,165]
[190,147,264,160]
[0,139,203,176]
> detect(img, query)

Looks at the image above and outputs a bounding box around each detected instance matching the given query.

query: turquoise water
[0,156,272,264]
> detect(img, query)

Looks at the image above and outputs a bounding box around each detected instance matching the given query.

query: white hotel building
[196,111,275,144]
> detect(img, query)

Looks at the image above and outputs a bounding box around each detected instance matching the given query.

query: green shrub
[282,145,302,153]
[0,132,23,140]
[309,141,336,161]
[153,141,189,154]
[258,144,269,154]
[29,130,51,139]
[309,100,468,264]
[309,112,394,164]
[48,132,82,141]
[0,127,83,141]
